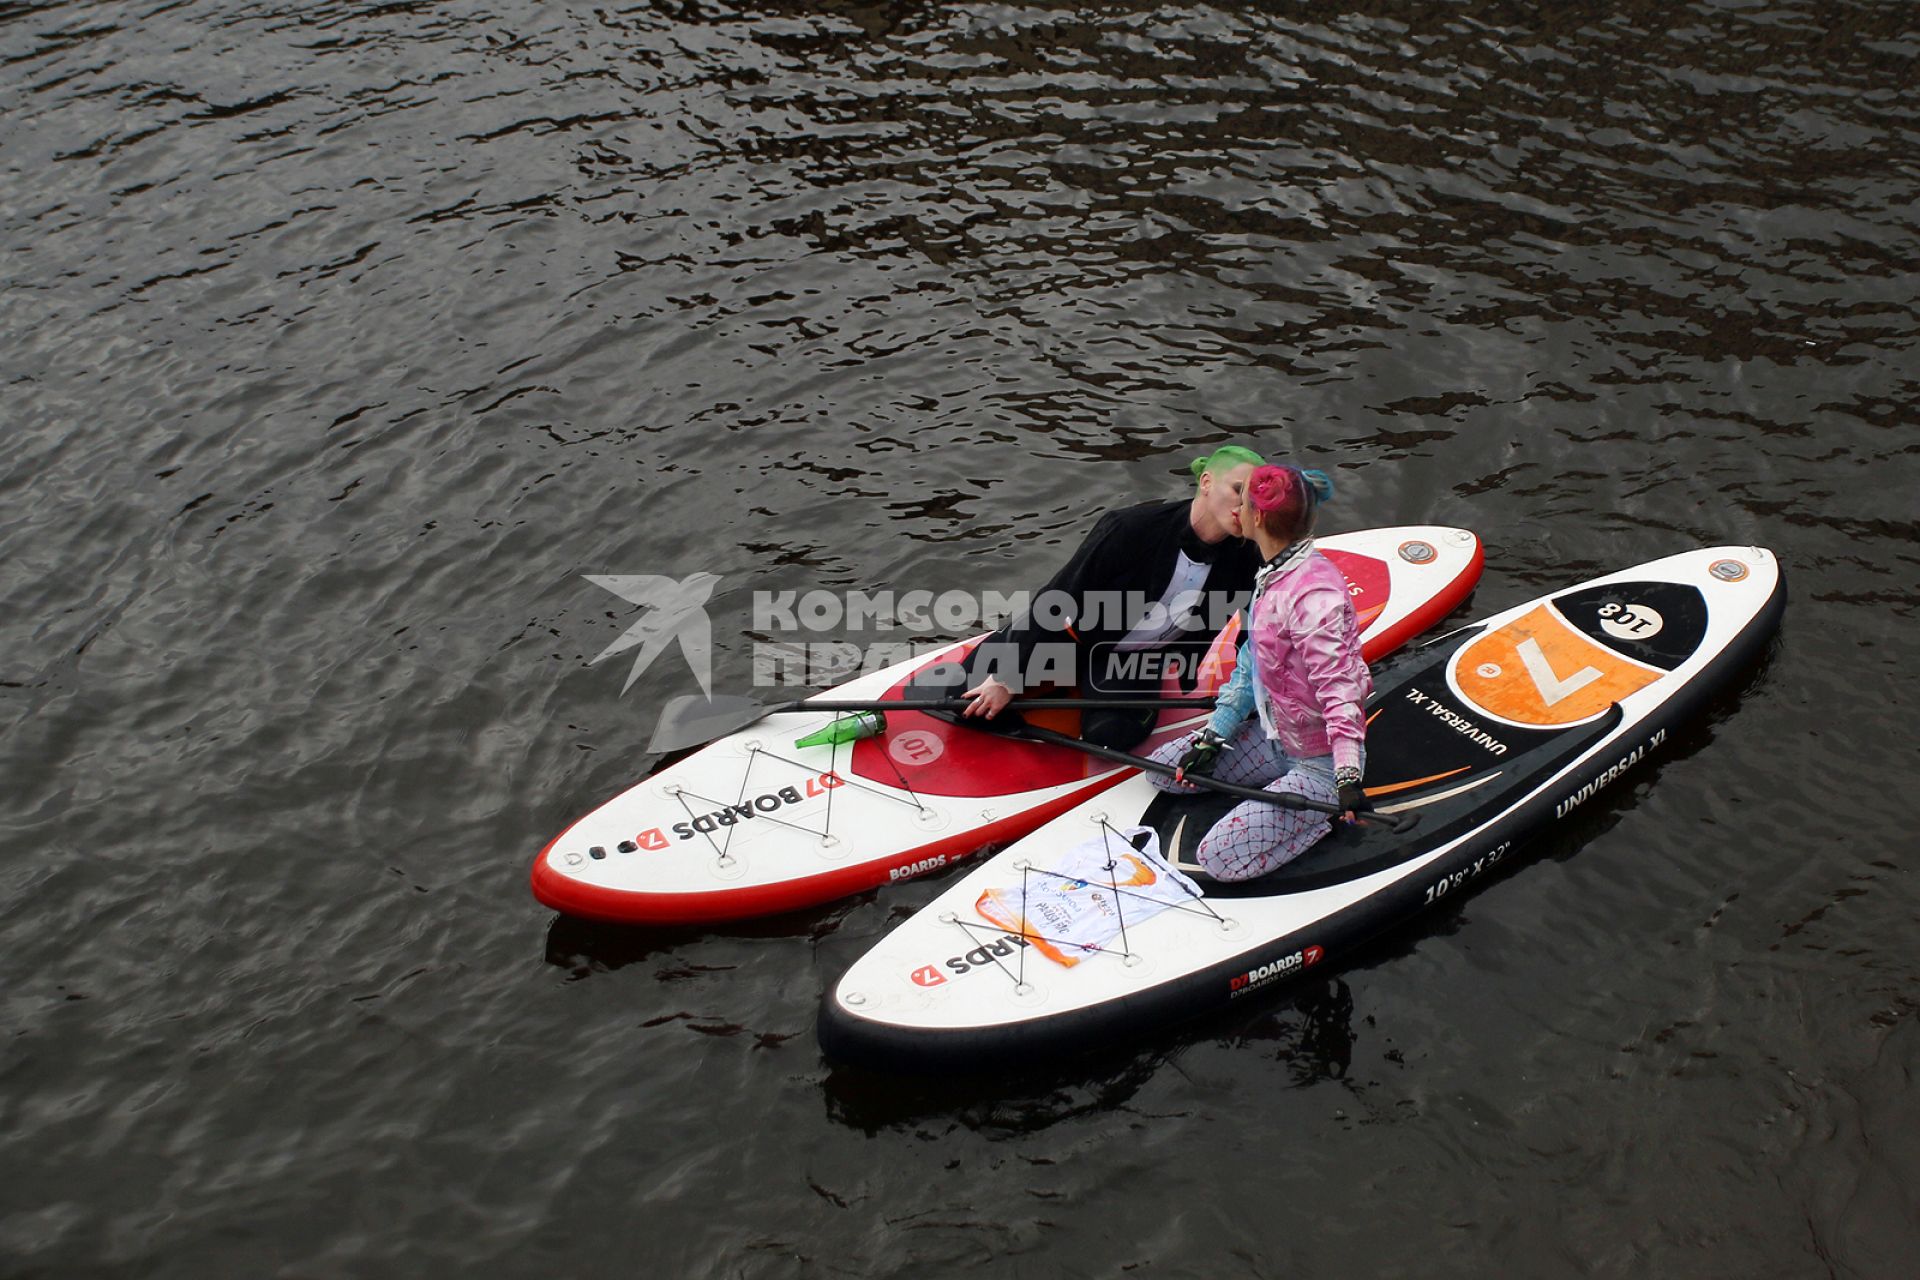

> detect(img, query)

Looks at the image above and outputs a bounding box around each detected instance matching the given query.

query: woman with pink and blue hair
[1147,464,1373,880]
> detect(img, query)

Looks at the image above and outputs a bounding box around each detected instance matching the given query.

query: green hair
[1189,445,1266,483]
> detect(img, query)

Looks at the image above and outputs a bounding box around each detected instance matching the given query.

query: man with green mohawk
[953,445,1267,750]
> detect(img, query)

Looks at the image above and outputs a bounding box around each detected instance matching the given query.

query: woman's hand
[1176,728,1230,780]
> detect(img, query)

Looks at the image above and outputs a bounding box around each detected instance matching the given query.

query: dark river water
[4,2,1916,1275]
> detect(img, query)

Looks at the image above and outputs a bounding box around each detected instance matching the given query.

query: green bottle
[794,711,886,750]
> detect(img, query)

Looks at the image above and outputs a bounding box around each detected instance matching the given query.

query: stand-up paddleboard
[531,527,1483,926]
[819,547,1784,1070]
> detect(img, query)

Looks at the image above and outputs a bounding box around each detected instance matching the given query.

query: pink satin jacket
[1243,546,1372,774]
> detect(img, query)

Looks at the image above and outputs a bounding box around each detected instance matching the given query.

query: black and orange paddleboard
[821,546,1784,1071]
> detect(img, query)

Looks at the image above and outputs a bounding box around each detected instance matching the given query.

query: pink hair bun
[1247,465,1302,513]
[1245,465,1333,539]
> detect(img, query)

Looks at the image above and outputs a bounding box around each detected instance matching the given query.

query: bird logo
[584,572,721,696]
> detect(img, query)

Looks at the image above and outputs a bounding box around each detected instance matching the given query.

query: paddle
[647,692,1218,753]
[1003,720,1419,834]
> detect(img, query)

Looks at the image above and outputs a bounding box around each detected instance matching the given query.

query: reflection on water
[1217,978,1360,1085]
[542,895,863,978]
[820,977,1368,1133]
[822,1050,1172,1137]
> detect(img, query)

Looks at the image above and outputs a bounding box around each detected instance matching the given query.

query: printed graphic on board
[1321,550,1391,631]
[1548,581,1708,671]
[1450,604,1663,728]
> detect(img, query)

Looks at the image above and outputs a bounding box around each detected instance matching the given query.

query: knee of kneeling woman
[1197,810,1331,881]
[1198,842,1274,882]
[1144,729,1199,791]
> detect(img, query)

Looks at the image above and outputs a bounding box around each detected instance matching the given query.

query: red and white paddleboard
[530,526,1483,925]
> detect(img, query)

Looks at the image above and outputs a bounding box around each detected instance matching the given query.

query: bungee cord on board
[668,732,933,865]
[939,816,1230,991]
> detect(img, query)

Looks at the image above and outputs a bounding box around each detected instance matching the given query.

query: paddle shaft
[647,690,1218,752]
[1006,721,1417,834]
[776,696,1216,714]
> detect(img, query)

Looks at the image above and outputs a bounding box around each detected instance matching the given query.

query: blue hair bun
[1300,468,1335,503]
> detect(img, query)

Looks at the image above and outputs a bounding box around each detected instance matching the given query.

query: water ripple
[2,1,1916,1275]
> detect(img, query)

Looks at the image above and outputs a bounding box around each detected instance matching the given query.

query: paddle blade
[647,693,770,753]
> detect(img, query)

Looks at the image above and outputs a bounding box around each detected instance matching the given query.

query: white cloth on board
[975,826,1200,968]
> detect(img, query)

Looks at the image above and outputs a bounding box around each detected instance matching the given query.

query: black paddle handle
[780,697,1218,713]
[1009,721,1419,834]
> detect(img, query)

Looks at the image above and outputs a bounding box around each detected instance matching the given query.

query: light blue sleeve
[1207,633,1256,738]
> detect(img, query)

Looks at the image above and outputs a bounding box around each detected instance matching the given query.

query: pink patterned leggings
[1148,723,1338,881]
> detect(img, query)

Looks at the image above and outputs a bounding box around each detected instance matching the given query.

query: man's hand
[962,676,1013,719]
